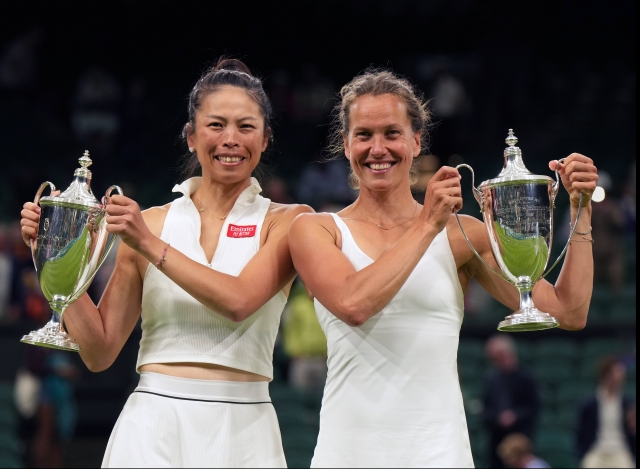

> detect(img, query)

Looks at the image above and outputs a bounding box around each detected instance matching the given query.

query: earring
[189,147,195,153]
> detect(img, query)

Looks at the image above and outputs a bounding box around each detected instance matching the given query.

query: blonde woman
[289,69,598,467]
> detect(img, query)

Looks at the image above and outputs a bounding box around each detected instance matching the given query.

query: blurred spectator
[264,176,294,204]
[483,335,540,468]
[498,433,550,468]
[281,280,327,394]
[292,63,334,124]
[411,154,440,203]
[576,356,636,468]
[620,161,636,235]
[0,225,12,321]
[267,69,295,118]
[430,63,470,158]
[0,26,45,91]
[71,66,122,154]
[19,346,79,468]
[296,160,355,209]
[10,223,38,323]
[589,171,626,291]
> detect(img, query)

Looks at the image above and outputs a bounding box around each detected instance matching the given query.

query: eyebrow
[205,114,259,121]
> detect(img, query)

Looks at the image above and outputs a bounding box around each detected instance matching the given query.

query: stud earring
[189,147,195,153]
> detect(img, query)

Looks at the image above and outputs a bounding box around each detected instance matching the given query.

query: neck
[193,175,252,215]
[355,181,417,222]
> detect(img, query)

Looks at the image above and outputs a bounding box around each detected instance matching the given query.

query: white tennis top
[312,213,474,468]
[136,177,286,380]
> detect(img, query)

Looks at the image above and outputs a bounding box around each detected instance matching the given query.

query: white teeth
[218,156,243,163]
[370,163,392,170]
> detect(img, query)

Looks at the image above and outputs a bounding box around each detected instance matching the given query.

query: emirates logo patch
[227,224,257,238]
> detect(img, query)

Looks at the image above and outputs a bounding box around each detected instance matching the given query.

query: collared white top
[135,177,286,379]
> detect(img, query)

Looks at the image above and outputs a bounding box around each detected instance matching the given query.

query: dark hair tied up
[180,57,273,180]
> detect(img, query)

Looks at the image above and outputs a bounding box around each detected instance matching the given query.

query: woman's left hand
[549,153,598,208]
[105,195,154,250]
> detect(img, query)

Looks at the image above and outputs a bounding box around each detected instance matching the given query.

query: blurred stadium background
[0,1,635,467]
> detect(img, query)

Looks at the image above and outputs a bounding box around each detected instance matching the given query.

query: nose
[369,134,386,157]
[222,126,240,148]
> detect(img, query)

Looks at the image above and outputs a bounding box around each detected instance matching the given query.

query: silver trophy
[457,130,583,332]
[21,151,122,351]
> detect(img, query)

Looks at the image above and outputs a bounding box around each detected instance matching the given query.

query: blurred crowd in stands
[0,12,636,468]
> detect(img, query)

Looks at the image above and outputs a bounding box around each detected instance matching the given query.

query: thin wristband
[156,243,170,269]
[572,224,592,236]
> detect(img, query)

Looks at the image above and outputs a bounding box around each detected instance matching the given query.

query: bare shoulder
[448,213,486,235]
[267,203,314,226]
[141,203,172,238]
[447,213,491,267]
[290,212,339,238]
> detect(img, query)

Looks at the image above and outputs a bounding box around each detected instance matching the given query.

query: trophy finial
[505,129,518,147]
[74,150,93,180]
[78,150,92,169]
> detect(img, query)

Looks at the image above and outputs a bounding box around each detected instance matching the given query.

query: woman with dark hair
[289,69,598,467]
[20,58,310,467]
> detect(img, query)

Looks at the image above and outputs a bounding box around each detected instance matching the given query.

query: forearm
[137,236,276,321]
[332,223,439,325]
[63,294,117,371]
[537,204,594,329]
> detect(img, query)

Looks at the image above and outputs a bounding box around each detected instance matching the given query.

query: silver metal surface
[21,152,122,352]
[456,129,582,332]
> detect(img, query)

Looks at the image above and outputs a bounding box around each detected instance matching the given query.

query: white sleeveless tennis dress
[102,177,287,468]
[311,213,474,468]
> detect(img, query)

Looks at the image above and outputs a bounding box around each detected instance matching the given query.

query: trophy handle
[541,192,583,278]
[455,164,510,282]
[98,185,124,264]
[550,157,565,208]
[31,182,57,262]
[102,185,123,204]
[34,181,57,205]
[455,164,484,210]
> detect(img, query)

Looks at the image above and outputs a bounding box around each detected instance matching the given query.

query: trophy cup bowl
[20,151,122,351]
[457,130,583,332]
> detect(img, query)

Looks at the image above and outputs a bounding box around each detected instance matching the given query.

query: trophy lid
[40,151,101,209]
[479,129,553,189]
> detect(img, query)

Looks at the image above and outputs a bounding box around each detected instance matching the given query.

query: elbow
[223,298,254,323]
[80,342,118,372]
[337,301,369,327]
[559,313,588,331]
[83,354,116,373]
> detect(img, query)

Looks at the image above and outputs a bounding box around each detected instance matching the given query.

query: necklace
[361,202,419,230]
[195,194,228,221]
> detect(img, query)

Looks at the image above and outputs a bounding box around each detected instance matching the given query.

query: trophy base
[498,310,559,332]
[21,321,80,352]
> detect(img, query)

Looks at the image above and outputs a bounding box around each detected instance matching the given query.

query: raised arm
[289,167,463,326]
[105,196,312,323]
[464,153,598,330]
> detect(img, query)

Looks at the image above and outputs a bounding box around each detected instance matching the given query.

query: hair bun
[214,57,253,76]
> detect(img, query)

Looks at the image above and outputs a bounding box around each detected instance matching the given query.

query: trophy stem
[498,279,559,332]
[21,307,81,352]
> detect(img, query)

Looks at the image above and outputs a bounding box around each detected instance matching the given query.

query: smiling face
[343,93,421,193]
[187,85,270,184]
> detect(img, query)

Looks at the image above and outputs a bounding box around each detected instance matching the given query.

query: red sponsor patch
[227,224,257,238]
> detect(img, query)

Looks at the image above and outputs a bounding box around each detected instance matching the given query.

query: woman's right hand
[420,166,463,232]
[20,202,41,246]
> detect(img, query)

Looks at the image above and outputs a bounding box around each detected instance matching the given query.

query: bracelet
[155,243,170,269]
[570,235,594,244]
[571,224,592,236]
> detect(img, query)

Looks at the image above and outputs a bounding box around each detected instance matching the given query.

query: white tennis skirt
[102,372,286,468]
